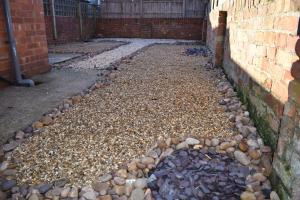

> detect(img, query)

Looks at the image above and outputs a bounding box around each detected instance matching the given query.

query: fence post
[50,0,57,40]
[93,5,97,36]
[182,0,186,17]
[78,0,83,40]
[140,0,143,18]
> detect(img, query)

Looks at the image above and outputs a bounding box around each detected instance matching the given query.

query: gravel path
[69,38,198,70]
[13,44,235,186]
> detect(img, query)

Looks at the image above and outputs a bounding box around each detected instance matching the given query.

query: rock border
[0,45,280,200]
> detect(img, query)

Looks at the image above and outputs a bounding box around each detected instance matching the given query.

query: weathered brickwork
[45,16,96,45]
[96,18,207,41]
[0,0,50,87]
[207,0,300,199]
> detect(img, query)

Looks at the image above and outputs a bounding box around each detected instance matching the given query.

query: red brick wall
[207,0,300,198]
[45,16,96,45]
[97,18,206,41]
[0,0,50,86]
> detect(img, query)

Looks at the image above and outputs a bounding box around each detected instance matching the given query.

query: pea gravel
[13,45,236,186]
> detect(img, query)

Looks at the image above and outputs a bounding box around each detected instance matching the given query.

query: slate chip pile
[148,149,251,200]
[185,47,210,57]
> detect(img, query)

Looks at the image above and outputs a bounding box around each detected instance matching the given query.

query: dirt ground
[13,44,236,186]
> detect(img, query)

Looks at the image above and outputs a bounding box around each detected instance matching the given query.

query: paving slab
[48,53,82,64]
[0,68,100,144]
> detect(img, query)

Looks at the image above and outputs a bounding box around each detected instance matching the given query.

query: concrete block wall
[0,0,50,87]
[207,0,300,199]
[96,18,207,41]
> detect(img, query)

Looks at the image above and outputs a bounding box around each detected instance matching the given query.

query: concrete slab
[0,68,100,144]
[48,53,82,64]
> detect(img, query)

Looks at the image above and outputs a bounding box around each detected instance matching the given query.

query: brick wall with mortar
[45,16,96,45]
[96,18,207,41]
[0,0,50,87]
[207,0,299,199]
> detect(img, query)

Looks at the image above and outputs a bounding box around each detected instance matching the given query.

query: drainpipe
[3,0,34,87]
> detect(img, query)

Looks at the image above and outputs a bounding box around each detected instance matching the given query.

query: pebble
[28,193,39,200]
[130,188,144,200]
[205,139,211,146]
[3,169,17,176]
[32,121,43,129]
[2,179,16,190]
[93,182,109,195]
[116,169,128,178]
[38,183,52,194]
[40,116,53,126]
[114,177,126,185]
[45,187,62,198]
[176,141,188,150]
[99,174,113,183]
[253,173,267,182]
[219,141,231,150]
[113,185,125,195]
[239,141,249,152]
[68,187,79,198]
[240,191,256,200]
[99,195,112,200]
[0,161,9,171]
[60,187,70,198]
[248,149,261,160]
[247,139,259,149]
[3,141,18,152]
[211,138,220,146]
[185,138,200,145]
[270,191,280,200]
[15,131,25,140]
[234,151,250,165]
[141,157,155,165]
[134,178,147,189]
[82,190,97,200]
[127,161,138,172]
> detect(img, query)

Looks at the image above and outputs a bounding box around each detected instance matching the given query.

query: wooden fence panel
[99,0,206,18]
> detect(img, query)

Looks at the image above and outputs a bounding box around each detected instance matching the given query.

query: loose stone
[40,116,53,126]
[68,187,79,198]
[116,169,128,178]
[240,191,256,200]
[248,149,261,160]
[99,195,112,200]
[2,179,16,190]
[99,174,113,183]
[211,138,220,146]
[176,142,188,150]
[234,150,250,165]
[93,182,109,195]
[141,157,155,165]
[130,188,144,200]
[253,173,267,182]
[114,177,126,185]
[113,185,126,195]
[3,141,18,152]
[270,191,280,200]
[219,141,231,150]
[134,178,147,189]
[60,187,70,198]
[185,137,200,145]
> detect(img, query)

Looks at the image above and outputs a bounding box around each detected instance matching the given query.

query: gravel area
[13,44,235,186]
[69,38,198,70]
[48,41,126,54]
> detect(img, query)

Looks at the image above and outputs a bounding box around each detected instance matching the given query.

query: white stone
[234,150,250,165]
[185,138,200,145]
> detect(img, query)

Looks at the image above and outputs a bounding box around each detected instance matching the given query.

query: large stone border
[0,46,280,200]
